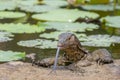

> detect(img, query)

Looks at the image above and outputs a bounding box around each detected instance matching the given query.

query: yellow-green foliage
[90,0,109,4]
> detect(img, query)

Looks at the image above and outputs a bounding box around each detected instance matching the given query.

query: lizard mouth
[57,46,64,49]
[57,43,65,49]
[59,46,65,49]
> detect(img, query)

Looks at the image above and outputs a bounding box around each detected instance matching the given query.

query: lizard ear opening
[70,35,75,41]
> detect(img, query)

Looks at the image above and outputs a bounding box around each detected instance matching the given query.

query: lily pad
[17,0,38,6]
[17,34,120,48]
[81,34,120,47]
[40,32,120,47]
[0,23,45,33]
[17,39,57,49]
[19,5,58,13]
[116,5,120,9]
[39,22,99,32]
[0,0,16,11]
[0,31,14,42]
[32,9,99,22]
[100,16,120,28]
[0,11,26,19]
[40,32,63,40]
[0,50,25,62]
[40,31,87,40]
[81,5,114,11]
[43,0,68,7]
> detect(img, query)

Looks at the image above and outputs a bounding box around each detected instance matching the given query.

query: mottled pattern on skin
[92,49,113,65]
[29,33,120,77]
[58,32,87,62]
[32,32,114,68]
[57,32,114,66]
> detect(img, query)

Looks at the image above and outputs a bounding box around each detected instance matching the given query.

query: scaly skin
[32,32,113,68]
[92,49,113,65]
[57,32,88,62]
[30,33,120,76]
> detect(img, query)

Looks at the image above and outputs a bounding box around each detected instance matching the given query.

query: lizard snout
[57,43,63,47]
[57,43,65,50]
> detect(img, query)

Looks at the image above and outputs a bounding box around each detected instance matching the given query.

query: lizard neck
[64,45,86,62]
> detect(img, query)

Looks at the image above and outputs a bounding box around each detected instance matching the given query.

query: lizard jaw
[57,43,63,49]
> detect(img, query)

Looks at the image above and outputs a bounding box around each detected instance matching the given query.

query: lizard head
[57,32,81,50]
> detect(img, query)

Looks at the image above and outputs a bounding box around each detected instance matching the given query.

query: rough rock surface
[0,60,120,80]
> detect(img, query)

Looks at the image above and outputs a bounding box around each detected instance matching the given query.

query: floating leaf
[17,39,57,49]
[0,0,16,11]
[40,31,87,40]
[43,0,68,7]
[39,22,99,32]
[32,9,99,22]
[18,0,38,6]
[81,5,114,11]
[40,32,63,40]
[19,0,67,7]
[19,5,58,13]
[40,33,120,47]
[81,34,120,47]
[0,11,26,19]
[117,4,120,9]
[100,16,120,28]
[0,31,14,42]
[0,23,45,33]
[81,3,120,11]
[17,34,120,48]
[0,50,25,62]
[81,41,112,47]
[40,32,120,47]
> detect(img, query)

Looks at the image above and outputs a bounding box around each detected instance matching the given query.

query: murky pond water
[0,8,120,63]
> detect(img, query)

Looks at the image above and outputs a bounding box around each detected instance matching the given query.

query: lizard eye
[67,37,71,41]
[68,37,71,40]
